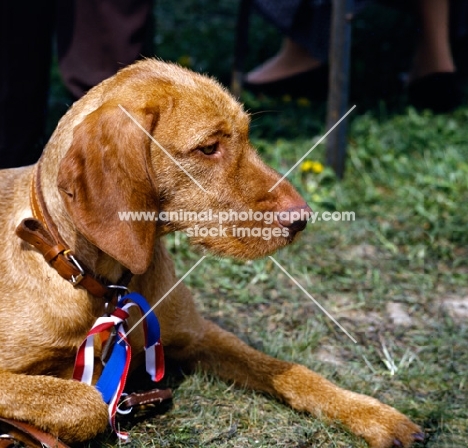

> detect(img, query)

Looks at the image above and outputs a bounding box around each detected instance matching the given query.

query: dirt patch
[442,295,468,324]
[386,302,414,327]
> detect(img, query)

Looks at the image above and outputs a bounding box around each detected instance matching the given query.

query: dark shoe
[408,72,464,113]
[243,65,329,101]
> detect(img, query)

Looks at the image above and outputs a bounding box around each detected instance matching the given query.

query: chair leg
[326,0,355,179]
[231,0,253,97]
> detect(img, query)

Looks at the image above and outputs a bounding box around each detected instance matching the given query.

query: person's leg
[408,0,463,112]
[245,0,331,85]
[243,0,333,98]
[246,38,321,84]
[410,0,455,81]
[0,2,54,169]
[57,0,153,100]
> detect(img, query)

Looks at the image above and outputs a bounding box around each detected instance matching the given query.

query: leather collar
[16,163,132,301]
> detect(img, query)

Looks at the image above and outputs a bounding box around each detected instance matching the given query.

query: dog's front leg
[167,319,422,448]
[0,369,108,443]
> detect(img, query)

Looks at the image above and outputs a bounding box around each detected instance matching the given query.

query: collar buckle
[64,250,86,287]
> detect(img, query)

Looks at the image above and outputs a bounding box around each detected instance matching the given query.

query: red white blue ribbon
[73,292,164,441]
[119,292,165,384]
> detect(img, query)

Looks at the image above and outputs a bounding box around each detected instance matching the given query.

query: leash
[0,417,70,448]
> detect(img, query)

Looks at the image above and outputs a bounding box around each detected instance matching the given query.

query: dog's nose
[277,204,312,233]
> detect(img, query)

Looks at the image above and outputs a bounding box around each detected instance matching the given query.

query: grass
[44,1,468,447]
[78,106,468,447]
[138,107,466,448]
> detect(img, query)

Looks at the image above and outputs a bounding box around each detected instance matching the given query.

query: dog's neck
[37,92,129,284]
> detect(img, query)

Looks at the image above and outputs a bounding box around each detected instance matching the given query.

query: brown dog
[0,59,422,447]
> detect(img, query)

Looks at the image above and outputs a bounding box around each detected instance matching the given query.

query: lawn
[80,106,468,448]
[46,2,468,447]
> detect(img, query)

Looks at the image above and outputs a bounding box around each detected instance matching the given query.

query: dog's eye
[199,143,218,156]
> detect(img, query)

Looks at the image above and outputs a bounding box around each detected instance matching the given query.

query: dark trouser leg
[57,0,153,100]
[0,2,54,169]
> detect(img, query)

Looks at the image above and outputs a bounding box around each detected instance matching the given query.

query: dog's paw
[0,371,109,443]
[271,364,423,448]
[345,395,423,448]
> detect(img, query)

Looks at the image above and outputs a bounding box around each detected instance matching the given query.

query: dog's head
[57,59,311,274]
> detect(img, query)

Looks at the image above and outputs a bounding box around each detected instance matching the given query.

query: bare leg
[410,0,455,81]
[246,38,321,84]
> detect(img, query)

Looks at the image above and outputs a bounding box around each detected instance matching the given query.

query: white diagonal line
[268,105,356,192]
[268,256,357,343]
[118,104,208,193]
[120,256,207,341]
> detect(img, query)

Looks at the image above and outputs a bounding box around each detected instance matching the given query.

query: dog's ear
[57,103,159,274]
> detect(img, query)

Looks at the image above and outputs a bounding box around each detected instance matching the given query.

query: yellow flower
[300,160,324,174]
[311,161,324,173]
[300,160,314,172]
